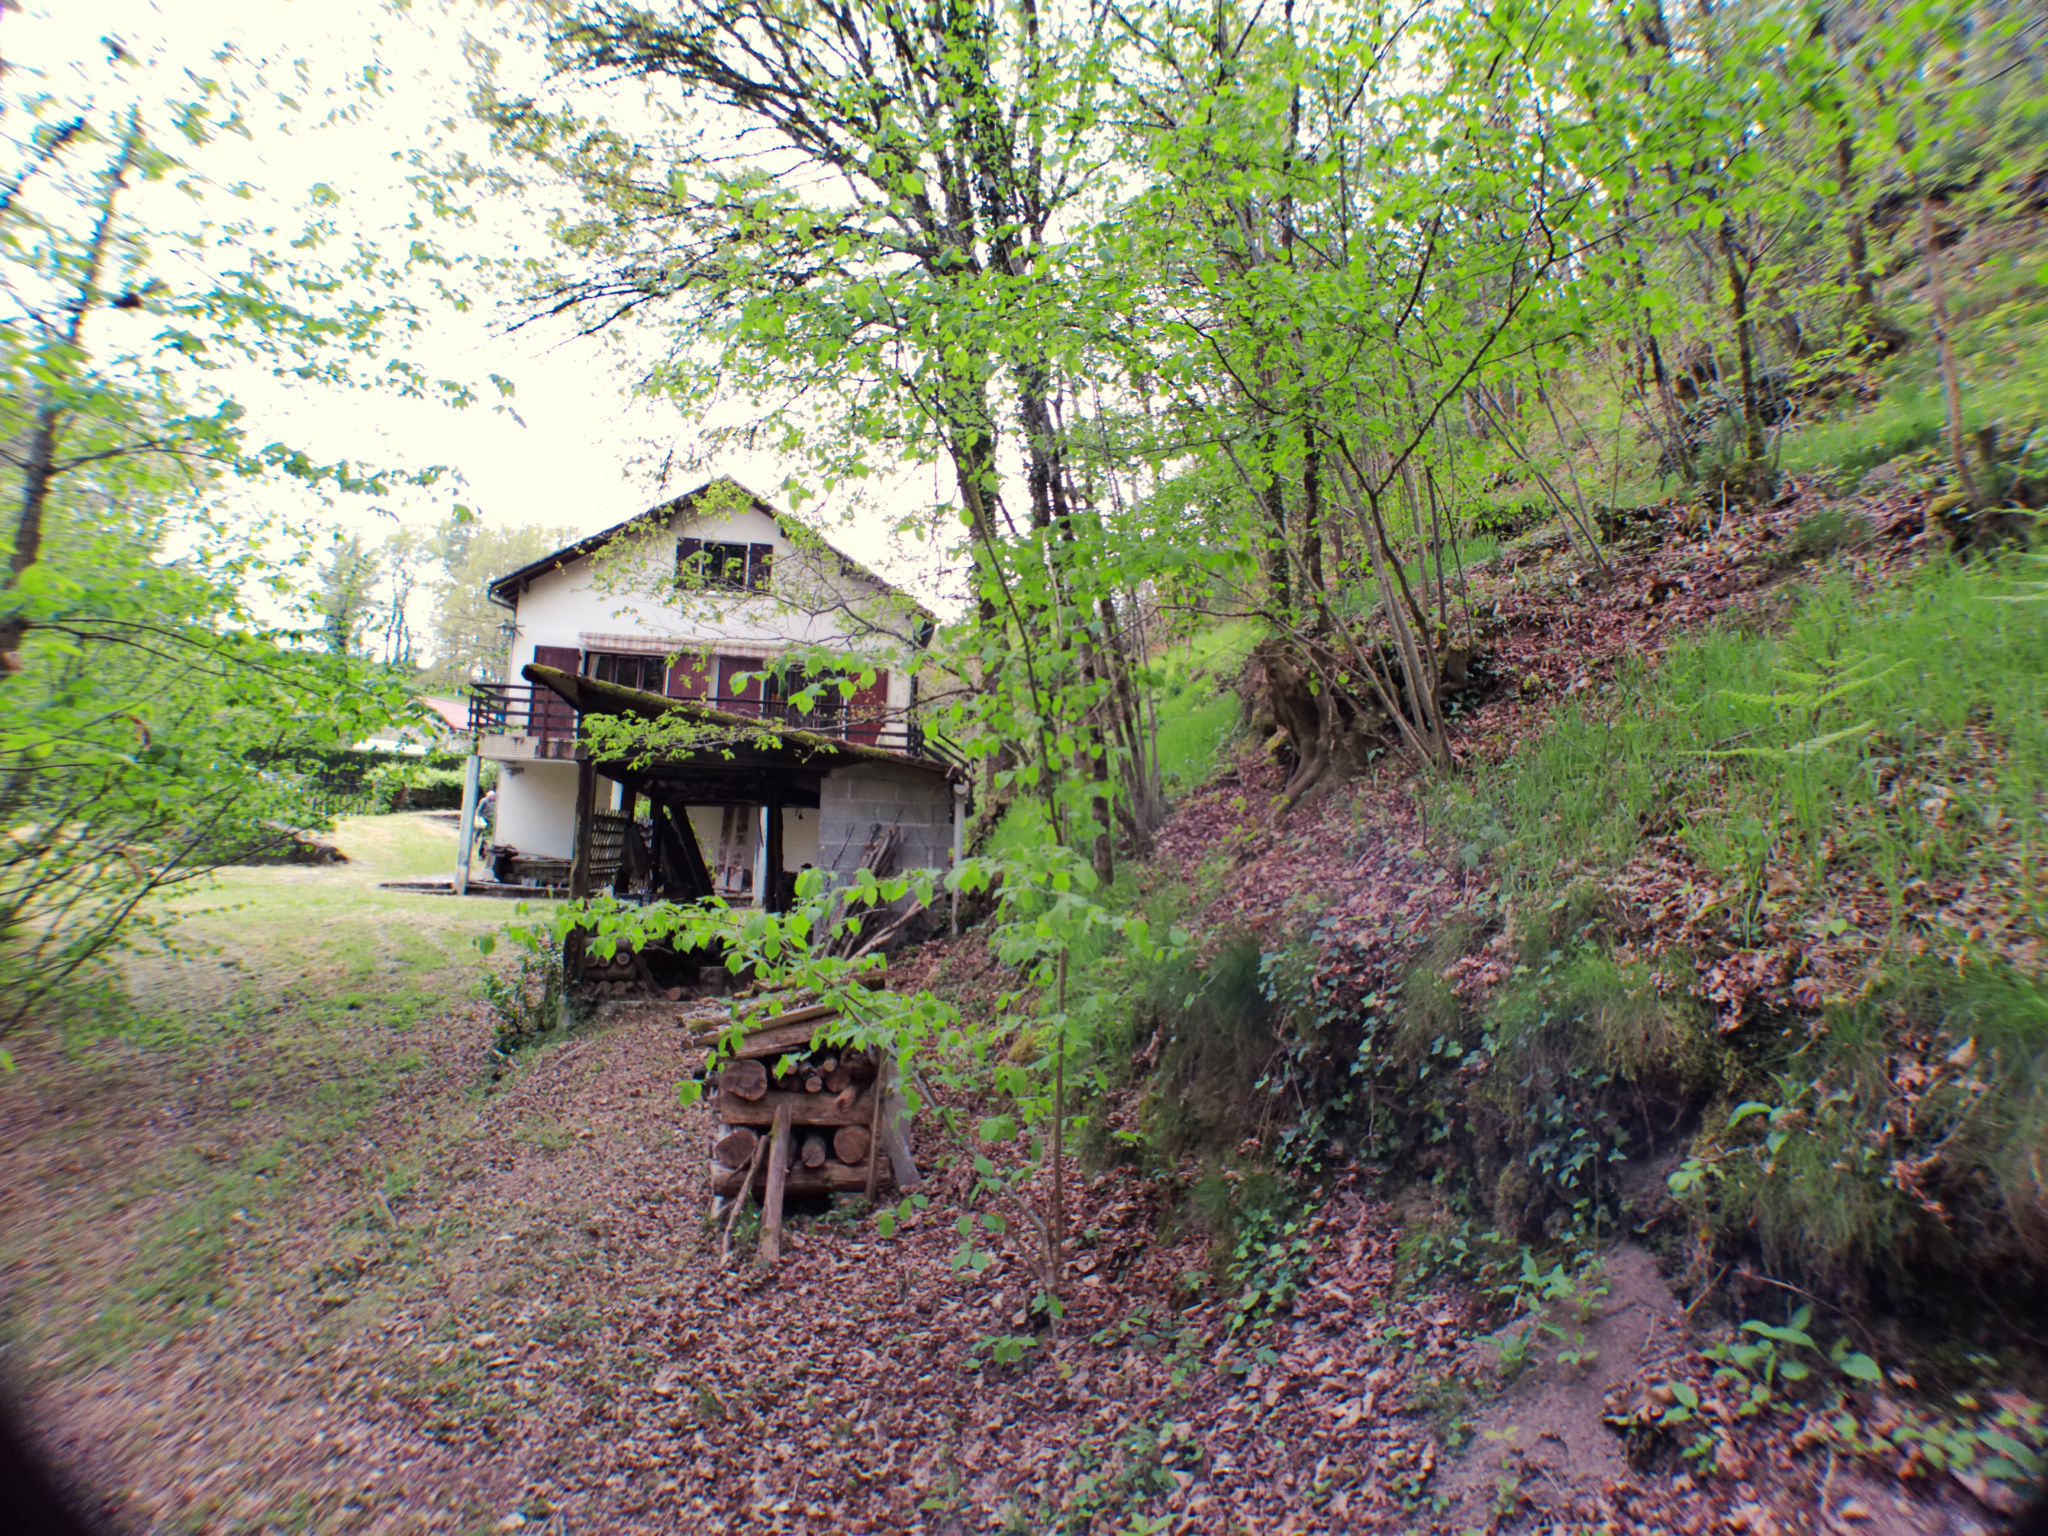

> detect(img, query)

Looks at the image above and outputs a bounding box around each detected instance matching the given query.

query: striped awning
[576,634,783,660]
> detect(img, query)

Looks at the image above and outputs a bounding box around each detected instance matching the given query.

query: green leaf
[1837,1352,1883,1384]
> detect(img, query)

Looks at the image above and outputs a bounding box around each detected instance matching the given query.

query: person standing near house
[474,784,496,860]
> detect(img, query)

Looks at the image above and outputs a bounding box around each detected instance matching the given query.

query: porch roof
[520,663,963,783]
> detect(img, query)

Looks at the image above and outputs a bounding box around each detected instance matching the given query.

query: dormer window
[678,538,773,592]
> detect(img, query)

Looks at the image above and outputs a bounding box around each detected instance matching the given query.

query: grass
[1776,385,1947,481]
[10,813,516,1368]
[1150,618,1259,794]
[1448,558,2045,937]
[116,811,510,1042]
[1389,555,2048,1296]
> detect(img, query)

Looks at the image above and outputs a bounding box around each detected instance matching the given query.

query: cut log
[822,1064,852,1094]
[685,1001,840,1050]
[832,1125,872,1166]
[716,1088,874,1128]
[689,1017,838,1062]
[711,1159,877,1198]
[800,1131,828,1169]
[720,1059,770,1101]
[759,1100,794,1265]
[713,1127,759,1167]
[802,1071,824,1093]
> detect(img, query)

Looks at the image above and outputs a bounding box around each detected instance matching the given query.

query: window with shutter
[678,538,755,590]
[746,542,774,591]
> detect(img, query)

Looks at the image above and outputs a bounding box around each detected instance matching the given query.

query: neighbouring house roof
[485,477,937,626]
[418,695,469,733]
[522,663,962,781]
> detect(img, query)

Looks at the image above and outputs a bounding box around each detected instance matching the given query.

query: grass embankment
[1379,553,2047,1311]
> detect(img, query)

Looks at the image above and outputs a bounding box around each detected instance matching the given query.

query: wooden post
[950,778,966,936]
[569,754,597,901]
[752,803,771,909]
[613,778,638,895]
[764,794,785,912]
[565,754,597,980]
[455,752,481,897]
[759,1099,795,1264]
[870,1050,922,1194]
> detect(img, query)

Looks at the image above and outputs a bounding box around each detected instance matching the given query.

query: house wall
[502,496,919,717]
[670,803,824,898]
[491,761,627,862]
[495,759,580,859]
[817,763,957,890]
[782,805,822,873]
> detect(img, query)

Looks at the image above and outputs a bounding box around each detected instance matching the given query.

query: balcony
[466,683,963,770]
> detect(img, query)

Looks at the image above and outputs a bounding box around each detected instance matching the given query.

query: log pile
[690,996,919,1261]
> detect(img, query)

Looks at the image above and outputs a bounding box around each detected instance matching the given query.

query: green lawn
[118,812,512,1043]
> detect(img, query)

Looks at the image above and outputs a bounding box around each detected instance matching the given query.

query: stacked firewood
[687,996,919,1261]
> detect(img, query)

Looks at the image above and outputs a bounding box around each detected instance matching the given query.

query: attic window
[678,538,772,592]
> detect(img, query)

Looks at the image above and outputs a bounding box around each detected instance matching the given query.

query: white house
[460,480,962,910]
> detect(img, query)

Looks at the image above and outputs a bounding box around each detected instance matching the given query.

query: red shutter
[666,651,712,699]
[846,669,889,746]
[676,537,703,587]
[530,645,580,740]
[717,655,762,709]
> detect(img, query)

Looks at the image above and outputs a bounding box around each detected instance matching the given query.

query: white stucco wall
[782,805,822,872]
[500,491,922,715]
[495,759,580,859]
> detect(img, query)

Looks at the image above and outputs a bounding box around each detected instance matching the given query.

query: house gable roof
[485,478,933,625]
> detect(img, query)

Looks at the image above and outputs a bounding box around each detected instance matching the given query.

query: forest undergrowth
[923,444,2048,1525]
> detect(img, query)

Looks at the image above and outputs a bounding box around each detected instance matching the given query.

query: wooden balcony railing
[467,683,964,770]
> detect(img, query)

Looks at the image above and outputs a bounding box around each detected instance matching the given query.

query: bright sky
[2,0,964,622]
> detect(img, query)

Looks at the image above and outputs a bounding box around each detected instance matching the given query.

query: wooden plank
[875,1050,922,1191]
[568,755,597,901]
[651,800,716,901]
[712,1159,877,1198]
[720,1020,833,1061]
[759,1100,794,1264]
[764,793,785,912]
[715,1088,872,1128]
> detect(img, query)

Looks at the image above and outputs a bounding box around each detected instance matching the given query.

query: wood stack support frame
[692,999,920,1260]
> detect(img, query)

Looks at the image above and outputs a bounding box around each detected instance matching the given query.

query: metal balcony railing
[466,683,965,770]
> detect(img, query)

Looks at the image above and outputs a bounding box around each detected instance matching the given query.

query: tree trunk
[1,120,137,670]
[1921,196,1982,510]
[1719,218,1769,476]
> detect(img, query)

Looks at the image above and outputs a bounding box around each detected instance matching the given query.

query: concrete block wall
[818,763,956,889]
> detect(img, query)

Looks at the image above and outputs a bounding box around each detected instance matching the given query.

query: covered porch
[474,663,966,917]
